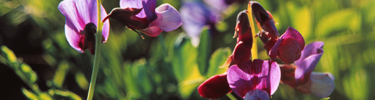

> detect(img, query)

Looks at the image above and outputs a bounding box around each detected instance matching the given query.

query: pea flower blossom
[58,0,110,54]
[280,42,335,98]
[104,0,182,37]
[180,2,220,47]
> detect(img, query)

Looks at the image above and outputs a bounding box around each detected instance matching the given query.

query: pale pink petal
[100,5,110,42]
[149,4,182,32]
[59,0,84,32]
[64,20,83,52]
[309,72,335,98]
[295,42,324,84]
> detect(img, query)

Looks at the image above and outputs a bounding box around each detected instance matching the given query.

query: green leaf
[53,61,69,88]
[20,64,37,83]
[178,65,204,99]
[1,46,17,63]
[206,48,231,77]
[22,88,38,100]
[197,28,211,76]
[48,89,81,100]
[75,71,88,90]
[172,34,197,82]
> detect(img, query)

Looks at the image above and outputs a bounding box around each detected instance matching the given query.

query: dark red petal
[232,42,252,64]
[235,10,253,45]
[198,74,232,99]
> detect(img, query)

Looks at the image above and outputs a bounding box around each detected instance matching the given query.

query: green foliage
[1,0,374,99]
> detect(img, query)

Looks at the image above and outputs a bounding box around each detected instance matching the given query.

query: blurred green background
[0,0,374,99]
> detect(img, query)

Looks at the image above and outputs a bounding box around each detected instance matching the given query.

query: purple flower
[104,0,182,37]
[180,2,220,46]
[227,59,281,99]
[280,42,335,98]
[58,0,110,54]
[269,27,305,64]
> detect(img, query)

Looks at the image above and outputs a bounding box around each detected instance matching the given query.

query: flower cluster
[59,0,182,53]
[198,1,335,99]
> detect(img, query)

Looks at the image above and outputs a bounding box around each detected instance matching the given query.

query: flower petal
[232,42,252,64]
[59,0,83,32]
[244,89,270,100]
[295,42,324,84]
[309,72,335,98]
[141,25,163,37]
[149,4,181,32]
[253,59,280,95]
[142,0,157,21]
[59,0,84,52]
[198,74,232,99]
[64,20,83,52]
[100,5,110,42]
[204,0,228,12]
[227,59,280,98]
[269,27,305,63]
[181,2,219,43]
[120,0,147,18]
[227,63,255,98]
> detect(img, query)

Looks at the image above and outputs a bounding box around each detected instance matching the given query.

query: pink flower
[104,0,182,37]
[280,42,335,98]
[58,0,110,54]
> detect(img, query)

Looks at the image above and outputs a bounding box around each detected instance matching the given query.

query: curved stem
[87,0,103,100]
[247,3,258,60]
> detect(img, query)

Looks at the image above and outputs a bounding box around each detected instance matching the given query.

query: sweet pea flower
[104,0,182,37]
[227,59,281,99]
[269,27,305,64]
[180,2,220,47]
[280,42,335,98]
[58,0,110,54]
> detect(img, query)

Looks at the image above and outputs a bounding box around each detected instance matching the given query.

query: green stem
[226,93,237,100]
[86,0,103,100]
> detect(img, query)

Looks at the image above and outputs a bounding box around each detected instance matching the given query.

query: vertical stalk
[87,0,103,100]
[247,3,258,60]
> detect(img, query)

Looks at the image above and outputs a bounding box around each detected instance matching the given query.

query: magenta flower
[198,74,232,99]
[58,0,110,54]
[180,2,220,46]
[280,42,335,98]
[104,0,182,37]
[269,27,305,64]
[227,59,281,99]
